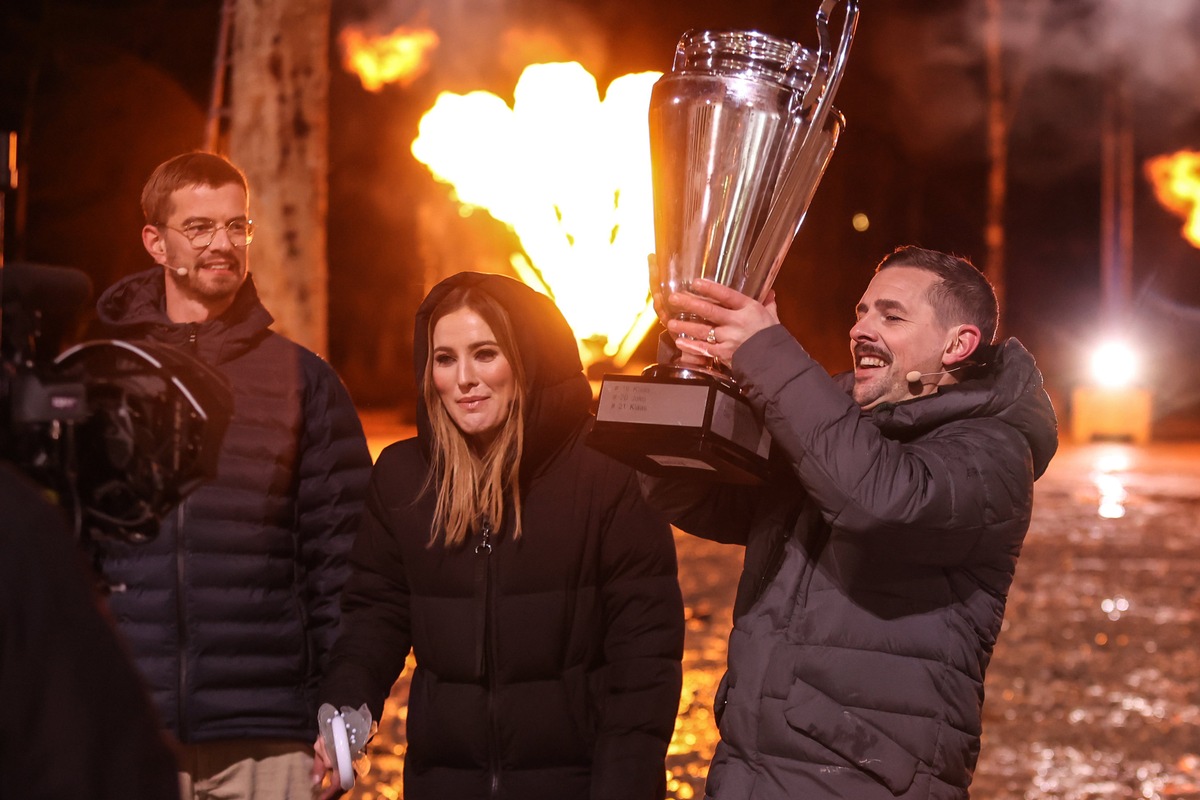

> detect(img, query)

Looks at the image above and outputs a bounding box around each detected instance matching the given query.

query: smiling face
[850,266,960,409]
[143,182,249,322]
[431,306,517,450]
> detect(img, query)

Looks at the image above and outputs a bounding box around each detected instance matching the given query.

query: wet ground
[348,425,1200,799]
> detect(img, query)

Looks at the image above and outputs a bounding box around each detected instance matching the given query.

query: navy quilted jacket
[93,268,371,743]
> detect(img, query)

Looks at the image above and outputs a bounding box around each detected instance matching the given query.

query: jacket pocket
[782,681,919,795]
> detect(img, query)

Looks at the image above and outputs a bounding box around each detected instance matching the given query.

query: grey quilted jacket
[642,325,1058,800]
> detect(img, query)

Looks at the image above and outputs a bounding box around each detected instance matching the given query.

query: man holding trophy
[643,247,1058,799]
[589,2,1059,797]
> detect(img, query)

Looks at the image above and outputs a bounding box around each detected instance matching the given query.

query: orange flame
[1146,149,1200,249]
[411,63,662,369]
[339,25,439,92]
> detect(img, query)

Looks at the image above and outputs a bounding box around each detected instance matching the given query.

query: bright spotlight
[1089,340,1138,389]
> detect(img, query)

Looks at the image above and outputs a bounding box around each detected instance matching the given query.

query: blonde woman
[313,272,684,800]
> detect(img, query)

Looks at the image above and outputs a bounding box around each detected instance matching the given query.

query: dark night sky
[3,0,1200,425]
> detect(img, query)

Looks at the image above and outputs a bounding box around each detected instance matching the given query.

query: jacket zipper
[474,519,500,797]
[175,501,189,737]
[177,323,197,737]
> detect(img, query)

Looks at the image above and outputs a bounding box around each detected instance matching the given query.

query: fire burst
[339,25,439,92]
[1146,149,1200,249]
[411,62,663,369]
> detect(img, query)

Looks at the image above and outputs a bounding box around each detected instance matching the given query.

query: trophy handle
[794,0,858,123]
[743,0,859,303]
[813,0,859,130]
[796,1,834,118]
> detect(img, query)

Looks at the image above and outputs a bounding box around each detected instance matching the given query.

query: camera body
[2,262,231,545]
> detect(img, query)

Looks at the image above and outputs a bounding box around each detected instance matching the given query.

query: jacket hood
[95,267,274,364]
[413,272,592,480]
[855,337,1059,479]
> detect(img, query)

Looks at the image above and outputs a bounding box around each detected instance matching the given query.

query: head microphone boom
[905,366,967,384]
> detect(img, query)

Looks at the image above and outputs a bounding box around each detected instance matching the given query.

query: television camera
[1,261,232,547]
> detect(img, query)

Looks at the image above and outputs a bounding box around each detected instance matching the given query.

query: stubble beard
[853,366,899,409]
[171,253,246,306]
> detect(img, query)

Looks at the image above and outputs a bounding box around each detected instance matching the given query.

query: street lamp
[1073,335,1151,443]
[1069,70,1152,445]
[1088,339,1138,389]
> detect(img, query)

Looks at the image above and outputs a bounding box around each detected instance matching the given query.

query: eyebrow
[179,215,249,225]
[856,298,909,315]
[432,339,500,352]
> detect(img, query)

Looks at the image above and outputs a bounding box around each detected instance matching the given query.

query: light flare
[411,62,662,369]
[1146,149,1200,249]
[1088,340,1138,389]
[1090,445,1131,520]
[339,25,439,92]
[1094,473,1128,519]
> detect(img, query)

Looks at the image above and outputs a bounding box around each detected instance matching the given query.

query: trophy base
[588,371,771,485]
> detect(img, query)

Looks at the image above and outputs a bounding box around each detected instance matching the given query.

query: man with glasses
[91,152,372,799]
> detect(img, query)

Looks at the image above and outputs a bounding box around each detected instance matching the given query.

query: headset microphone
[174,266,189,276]
[906,366,966,384]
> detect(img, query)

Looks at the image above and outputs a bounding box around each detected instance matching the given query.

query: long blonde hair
[421,288,527,547]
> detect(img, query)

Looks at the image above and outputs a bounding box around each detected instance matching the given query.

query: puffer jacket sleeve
[637,472,759,546]
[636,335,768,546]
[320,450,416,722]
[296,353,373,676]
[733,324,1034,566]
[592,464,685,800]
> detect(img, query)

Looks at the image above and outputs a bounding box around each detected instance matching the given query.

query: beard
[852,366,904,409]
[168,258,246,305]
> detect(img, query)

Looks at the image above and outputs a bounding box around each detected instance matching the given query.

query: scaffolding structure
[204,0,237,154]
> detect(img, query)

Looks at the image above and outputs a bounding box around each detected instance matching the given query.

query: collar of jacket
[95,267,274,365]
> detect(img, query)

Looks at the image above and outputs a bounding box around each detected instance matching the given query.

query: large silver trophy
[590,0,859,483]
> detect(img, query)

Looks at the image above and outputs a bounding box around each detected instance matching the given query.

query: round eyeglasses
[158,219,255,248]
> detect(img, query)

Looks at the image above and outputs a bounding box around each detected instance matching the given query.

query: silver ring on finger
[706,327,718,345]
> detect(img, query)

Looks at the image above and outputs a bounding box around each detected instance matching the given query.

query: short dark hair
[876,246,998,344]
[141,152,248,224]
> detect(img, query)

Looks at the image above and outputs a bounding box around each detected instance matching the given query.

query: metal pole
[1100,70,1134,326]
[0,131,14,355]
[1,130,15,267]
[205,0,237,153]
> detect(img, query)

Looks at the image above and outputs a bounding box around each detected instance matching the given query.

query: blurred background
[3,0,1199,434]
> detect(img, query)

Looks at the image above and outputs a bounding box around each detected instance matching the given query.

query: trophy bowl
[589,2,859,483]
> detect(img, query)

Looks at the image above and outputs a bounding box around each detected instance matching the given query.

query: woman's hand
[310,736,345,800]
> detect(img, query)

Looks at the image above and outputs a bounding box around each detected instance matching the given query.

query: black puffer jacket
[93,267,372,743]
[643,326,1058,800]
[320,272,685,800]
[1,464,179,799]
